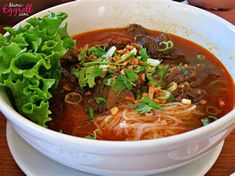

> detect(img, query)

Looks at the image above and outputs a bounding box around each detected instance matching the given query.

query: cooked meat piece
[96,33,134,49]
[135,33,177,59]
[82,83,134,112]
[103,40,132,50]
[61,68,76,83]
[135,34,159,56]
[81,82,110,112]
[61,46,79,63]
[166,64,208,87]
[126,24,148,36]
[174,86,208,103]
[162,55,189,65]
[106,89,134,109]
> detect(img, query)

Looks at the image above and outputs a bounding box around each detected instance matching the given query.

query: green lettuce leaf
[0,12,75,127]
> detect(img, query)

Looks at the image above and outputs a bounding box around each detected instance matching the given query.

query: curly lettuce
[0,12,75,126]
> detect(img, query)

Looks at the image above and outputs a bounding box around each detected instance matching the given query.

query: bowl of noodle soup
[0,0,234,175]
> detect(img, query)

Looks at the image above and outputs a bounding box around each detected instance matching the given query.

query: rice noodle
[94,103,204,141]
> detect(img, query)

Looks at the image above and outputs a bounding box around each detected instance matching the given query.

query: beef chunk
[134,33,177,59]
[126,24,148,36]
[135,34,159,57]
[82,83,110,112]
[61,68,76,83]
[103,40,131,50]
[61,46,79,64]
[82,84,134,112]
[174,86,208,103]
[166,64,208,87]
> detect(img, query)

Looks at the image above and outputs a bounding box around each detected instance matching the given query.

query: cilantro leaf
[112,75,127,94]
[157,65,170,80]
[135,103,153,113]
[141,97,161,109]
[126,69,138,82]
[88,46,105,58]
[139,48,148,61]
[71,68,86,88]
[112,69,138,94]
[78,48,87,64]
[167,94,176,102]
[86,67,102,88]
[146,67,159,86]
[72,67,102,89]
[135,97,161,114]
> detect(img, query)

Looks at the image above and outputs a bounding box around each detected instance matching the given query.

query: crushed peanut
[120,69,125,75]
[110,107,119,116]
[85,91,91,96]
[199,100,207,105]
[142,92,148,97]
[182,98,192,105]
[63,83,71,91]
[147,66,153,72]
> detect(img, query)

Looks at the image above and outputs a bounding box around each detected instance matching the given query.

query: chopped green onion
[64,92,83,105]
[118,48,137,63]
[87,106,94,120]
[201,115,218,126]
[208,115,218,121]
[85,128,99,139]
[104,77,114,86]
[205,106,221,115]
[147,58,161,67]
[201,118,210,126]
[167,94,176,102]
[157,90,171,100]
[158,40,174,52]
[167,82,177,92]
[95,97,106,107]
[102,46,117,59]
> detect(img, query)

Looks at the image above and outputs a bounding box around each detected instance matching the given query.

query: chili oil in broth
[48,27,234,140]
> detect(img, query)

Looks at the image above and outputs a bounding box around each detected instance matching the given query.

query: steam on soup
[48,24,234,141]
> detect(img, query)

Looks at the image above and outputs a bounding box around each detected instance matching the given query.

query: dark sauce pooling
[48,24,234,141]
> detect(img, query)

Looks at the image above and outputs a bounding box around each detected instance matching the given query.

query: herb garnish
[139,48,148,61]
[201,115,218,126]
[85,128,99,139]
[112,69,138,94]
[87,106,94,120]
[136,97,161,113]
[95,97,106,107]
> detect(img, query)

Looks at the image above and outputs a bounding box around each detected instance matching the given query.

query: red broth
[48,27,234,140]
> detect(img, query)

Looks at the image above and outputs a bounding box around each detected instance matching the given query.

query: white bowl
[0,0,234,175]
